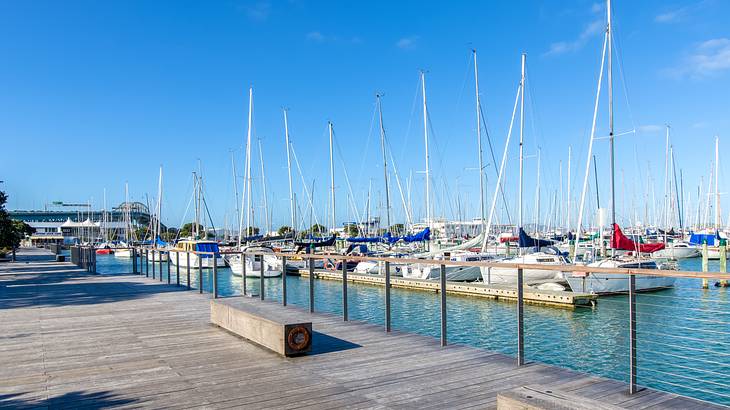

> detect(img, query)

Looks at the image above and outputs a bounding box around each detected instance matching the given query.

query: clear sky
[2,0,729,231]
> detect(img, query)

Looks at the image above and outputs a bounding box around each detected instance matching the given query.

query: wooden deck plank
[0,249,724,409]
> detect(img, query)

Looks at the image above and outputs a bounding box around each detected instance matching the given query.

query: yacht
[169,239,224,268]
[564,258,675,294]
[225,246,282,277]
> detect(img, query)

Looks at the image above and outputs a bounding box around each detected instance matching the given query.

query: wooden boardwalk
[0,248,723,409]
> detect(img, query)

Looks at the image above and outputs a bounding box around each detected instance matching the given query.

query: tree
[344,223,359,237]
[0,191,34,251]
[180,222,204,238]
[245,226,260,236]
[0,191,17,250]
[277,226,292,236]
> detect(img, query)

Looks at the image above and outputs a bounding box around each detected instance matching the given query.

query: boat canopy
[688,232,719,246]
[518,228,554,248]
[611,224,665,253]
[195,242,220,255]
[346,227,431,244]
[141,236,168,247]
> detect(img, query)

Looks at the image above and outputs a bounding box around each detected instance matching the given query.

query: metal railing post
[385,261,391,332]
[145,249,149,277]
[213,253,218,299]
[281,256,287,306]
[309,258,315,313]
[259,254,265,301]
[198,253,203,294]
[151,250,156,279]
[167,252,171,284]
[342,258,348,321]
[440,264,447,347]
[186,252,191,290]
[159,251,163,282]
[176,251,180,286]
[517,267,525,366]
[629,273,637,394]
[242,252,247,296]
[132,248,138,274]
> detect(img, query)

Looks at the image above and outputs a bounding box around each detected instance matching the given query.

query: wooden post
[702,240,709,289]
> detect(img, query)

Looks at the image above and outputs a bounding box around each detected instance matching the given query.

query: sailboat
[564,0,675,294]
[224,87,282,277]
[477,54,568,285]
[114,183,135,258]
[170,171,224,268]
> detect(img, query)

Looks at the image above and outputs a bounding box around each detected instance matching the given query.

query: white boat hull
[226,254,281,277]
[169,251,224,269]
[114,249,133,258]
[564,273,676,294]
[404,264,482,281]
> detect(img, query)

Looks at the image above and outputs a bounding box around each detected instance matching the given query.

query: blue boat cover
[195,242,220,257]
[689,232,719,246]
[518,228,554,248]
[345,227,431,244]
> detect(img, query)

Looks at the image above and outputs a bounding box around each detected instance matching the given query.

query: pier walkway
[0,248,722,409]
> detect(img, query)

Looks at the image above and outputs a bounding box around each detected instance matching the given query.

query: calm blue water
[96,255,730,406]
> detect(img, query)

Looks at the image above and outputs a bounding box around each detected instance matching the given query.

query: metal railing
[69,245,96,273]
[122,247,730,404]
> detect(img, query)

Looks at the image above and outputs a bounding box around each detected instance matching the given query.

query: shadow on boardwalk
[0,270,184,309]
[0,391,137,409]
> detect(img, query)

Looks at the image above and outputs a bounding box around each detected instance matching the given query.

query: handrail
[129,247,730,279]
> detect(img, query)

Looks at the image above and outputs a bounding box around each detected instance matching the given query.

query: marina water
[94,254,730,406]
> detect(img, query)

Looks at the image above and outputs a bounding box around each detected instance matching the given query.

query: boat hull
[169,251,223,268]
[564,273,676,294]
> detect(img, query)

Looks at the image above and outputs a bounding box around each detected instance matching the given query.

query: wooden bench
[497,385,625,410]
[211,298,312,357]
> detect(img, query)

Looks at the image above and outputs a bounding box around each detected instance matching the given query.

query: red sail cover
[611,224,665,253]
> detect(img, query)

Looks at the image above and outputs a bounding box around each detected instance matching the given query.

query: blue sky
[2,0,730,231]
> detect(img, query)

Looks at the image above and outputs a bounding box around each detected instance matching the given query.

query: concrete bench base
[497,385,625,410]
[211,298,312,356]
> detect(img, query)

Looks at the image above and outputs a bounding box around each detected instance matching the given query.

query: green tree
[0,191,17,250]
[180,222,204,238]
[277,226,292,236]
[245,226,260,236]
[344,223,359,237]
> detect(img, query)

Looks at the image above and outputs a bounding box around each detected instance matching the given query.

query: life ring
[287,326,311,351]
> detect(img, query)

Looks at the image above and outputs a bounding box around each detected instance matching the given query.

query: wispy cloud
[655,1,711,23]
[396,36,419,50]
[637,124,664,134]
[544,20,604,56]
[666,38,730,78]
[655,7,687,23]
[306,31,325,42]
[305,31,362,45]
[245,1,271,21]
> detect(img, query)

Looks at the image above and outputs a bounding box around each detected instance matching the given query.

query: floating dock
[299,269,597,308]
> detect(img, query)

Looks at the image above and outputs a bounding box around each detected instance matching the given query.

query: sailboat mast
[535,149,541,238]
[157,165,162,244]
[608,0,616,239]
[473,50,486,230]
[231,151,240,240]
[283,109,295,236]
[421,71,431,226]
[244,87,253,239]
[328,121,336,233]
[715,136,720,229]
[258,139,270,235]
[377,94,391,231]
[518,53,526,232]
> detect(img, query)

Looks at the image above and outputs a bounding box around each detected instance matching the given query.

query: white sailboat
[565,0,675,294]
[478,54,566,285]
